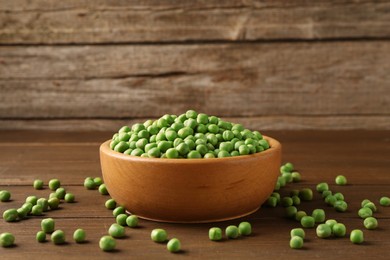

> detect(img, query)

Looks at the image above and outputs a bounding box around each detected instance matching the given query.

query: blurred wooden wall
[0,0,389,131]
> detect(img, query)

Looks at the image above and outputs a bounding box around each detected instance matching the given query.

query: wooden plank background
[0,0,389,130]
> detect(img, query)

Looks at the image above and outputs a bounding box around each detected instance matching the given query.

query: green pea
[225,225,239,239]
[116,214,128,226]
[166,148,179,158]
[167,238,181,253]
[99,235,116,252]
[271,192,281,202]
[335,175,347,185]
[26,195,38,205]
[94,177,103,186]
[300,216,315,228]
[64,193,75,203]
[312,209,326,223]
[284,162,294,172]
[37,198,49,211]
[105,199,116,210]
[36,231,46,243]
[55,187,66,199]
[316,224,332,238]
[291,172,301,182]
[187,150,202,159]
[151,229,168,243]
[333,192,344,201]
[295,211,307,222]
[350,229,364,244]
[363,202,377,212]
[51,230,66,245]
[17,207,28,219]
[48,179,61,191]
[292,195,301,206]
[73,229,86,243]
[285,206,297,219]
[0,232,15,247]
[98,184,109,195]
[290,236,303,249]
[380,196,390,206]
[113,206,125,217]
[299,188,313,201]
[3,208,18,222]
[33,180,44,190]
[49,192,59,200]
[32,205,43,215]
[48,198,60,210]
[84,177,96,190]
[209,227,222,241]
[363,217,378,230]
[322,190,332,199]
[108,223,125,238]
[238,222,252,236]
[282,172,293,183]
[41,218,55,234]
[266,196,278,207]
[332,223,346,237]
[218,150,231,158]
[148,147,161,158]
[358,207,373,219]
[334,200,348,212]
[325,195,337,206]
[316,182,329,193]
[290,228,305,239]
[126,215,139,228]
[21,202,33,213]
[325,219,337,229]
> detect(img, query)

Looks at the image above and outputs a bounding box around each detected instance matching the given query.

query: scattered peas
[51,230,66,245]
[332,223,346,237]
[36,231,46,243]
[350,229,364,244]
[312,209,326,223]
[108,223,125,238]
[334,200,348,212]
[116,214,128,226]
[151,229,168,243]
[167,238,181,253]
[41,218,55,233]
[84,177,96,190]
[363,217,378,230]
[225,225,240,239]
[126,215,139,228]
[335,175,347,185]
[99,235,116,252]
[290,228,305,239]
[299,188,313,201]
[49,179,61,191]
[105,199,116,210]
[113,206,125,217]
[0,232,15,247]
[316,224,332,238]
[48,198,60,210]
[380,196,390,206]
[73,229,86,243]
[209,227,222,241]
[0,190,11,202]
[3,208,18,222]
[64,193,75,203]
[358,207,373,219]
[290,236,303,249]
[300,216,315,228]
[99,184,109,195]
[238,222,252,236]
[33,180,44,190]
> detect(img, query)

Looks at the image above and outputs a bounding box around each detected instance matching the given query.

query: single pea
[285,206,297,219]
[48,198,60,210]
[295,211,307,222]
[312,209,326,223]
[151,229,168,243]
[148,147,161,158]
[17,207,28,219]
[105,199,116,210]
[84,177,96,190]
[361,199,371,208]
[209,227,222,241]
[316,182,329,193]
[108,223,125,238]
[32,205,43,215]
[290,236,303,249]
[225,225,239,239]
[290,228,305,239]
[37,198,49,211]
[113,206,125,217]
[73,229,86,243]
[316,224,332,238]
[266,196,278,207]
[334,200,348,212]
[292,195,301,206]
[36,231,46,243]
[322,190,332,199]
[126,215,139,228]
[187,150,202,159]
[41,218,55,233]
[350,229,364,244]
[51,230,66,245]
[21,202,33,213]
[98,184,109,195]
[49,179,61,191]
[332,223,346,237]
[291,172,301,182]
[380,196,390,206]
[55,187,66,199]
[116,214,128,226]
[99,235,116,252]
[363,217,378,230]
[166,148,179,158]
[277,176,286,187]
[3,208,18,222]
[358,207,373,219]
[271,192,281,202]
[0,232,15,247]
[64,193,75,203]
[282,172,293,183]
[363,202,377,212]
[238,222,252,236]
[300,216,315,228]
[325,219,337,229]
[281,197,293,207]
[335,175,347,185]
[333,192,344,201]
[33,180,44,190]
[167,238,181,253]
[299,188,313,201]
[325,195,337,206]
[49,192,59,200]
[26,195,38,205]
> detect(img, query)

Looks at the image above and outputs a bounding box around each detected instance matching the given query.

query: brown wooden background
[0,0,389,131]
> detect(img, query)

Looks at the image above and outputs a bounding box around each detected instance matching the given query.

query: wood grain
[1,0,390,43]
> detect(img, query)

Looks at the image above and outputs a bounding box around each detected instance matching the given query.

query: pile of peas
[109,110,270,159]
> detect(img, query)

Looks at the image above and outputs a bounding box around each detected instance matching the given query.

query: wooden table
[1,130,389,259]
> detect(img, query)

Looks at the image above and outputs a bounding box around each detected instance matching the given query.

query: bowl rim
[101,135,281,165]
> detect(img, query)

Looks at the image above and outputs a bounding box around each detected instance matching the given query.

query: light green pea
[48,179,61,191]
[350,229,364,244]
[290,228,305,239]
[238,222,252,236]
[36,231,46,243]
[335,175,347,185]
[225,225,239,239]
[363,217,378,230]
[0,232,15,247]
[126,215,139,228]
[151,229,168,243]
[73,229,86,243]
[209,227,222,241]
[33,180,44,190]
[108,223,125,238]
[99,236,116,252]
[51,230,66,245]
[316,224,332,238]
[290,236,303,249]
[167,238,181,253]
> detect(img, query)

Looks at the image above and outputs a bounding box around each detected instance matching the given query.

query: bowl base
[125,206,260,223]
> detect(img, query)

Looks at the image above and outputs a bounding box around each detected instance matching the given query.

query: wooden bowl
[100,136,281,223]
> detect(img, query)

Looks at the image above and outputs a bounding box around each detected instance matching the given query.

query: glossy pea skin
[36,231,46,243]
[316,224,332,238]
[113,206,125,217]
[335,175,347,185]
[295,211,307,222]
[33,180,44,190]
[41,218,55,233]
[99,236,116,252]
[48,198,60,210]
[290,228,305,239]
[312,209,326,223]
[151,229,168,243]
[299,188,313,201]
[363,217,378,230]
[209,227,222,241]
[167,238,181,253]
[64,193,75,203]
[73,229,86,243]
[0,232,15,247]
[98,184,109,195]
[290,236,303,249]
[358,207,373,219]
[332,223,346,237]
[334,200,348,212]
[350,229,364,244]
[51,230,66,245]
[225,225,239,239]
[3,209,18,222]
[238,222,252,236]
[108,223,125,238]
[105,199,116,210]
[380,196,390,206]
[48,179,61,191]
[116,214,128,226]
[126,215,139,228]
[300,216,315,228]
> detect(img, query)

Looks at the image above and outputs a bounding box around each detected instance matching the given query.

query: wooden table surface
[0,130,389,259]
